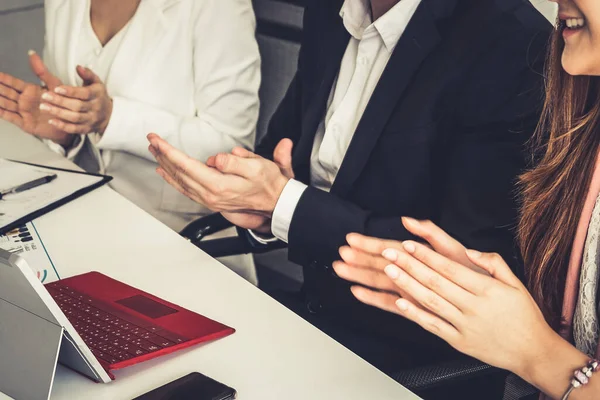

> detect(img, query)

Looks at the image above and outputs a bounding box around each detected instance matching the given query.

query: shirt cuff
[271,179,308,243]
[44,135,85,160]
[247,229,279,245]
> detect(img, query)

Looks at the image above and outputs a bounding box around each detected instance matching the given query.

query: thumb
[273,139,294,179]
[28,50,61,90]
[76,65,102,86]
[465,250,521,287]
[231,146,259,159]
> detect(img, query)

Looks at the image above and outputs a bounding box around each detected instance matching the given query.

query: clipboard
[0,160,112,235]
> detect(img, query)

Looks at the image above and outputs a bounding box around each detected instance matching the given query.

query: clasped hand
[0,51,112,146]
[338,218,560,377]
[148,134,295,233]
[40,64,113,135]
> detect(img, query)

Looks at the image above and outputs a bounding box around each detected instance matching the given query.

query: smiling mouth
[559,17,586,33]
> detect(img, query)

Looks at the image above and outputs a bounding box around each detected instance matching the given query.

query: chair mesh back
[391,358,494,391]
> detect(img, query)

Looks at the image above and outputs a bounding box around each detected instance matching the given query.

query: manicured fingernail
[54,87,66,95]
[466,249,482,259]
[39,104,51,111]
[28,49,36,56]
[403,241,416,253]
[41,93,52,101]
[382,249,398,261]
[385,264,402,279]
[396,299,409,311]
[402,217,420,227]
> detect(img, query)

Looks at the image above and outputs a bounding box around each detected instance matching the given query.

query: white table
[0,122,420,400]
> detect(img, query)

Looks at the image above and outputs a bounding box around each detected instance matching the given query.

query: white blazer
[43,0,261,231]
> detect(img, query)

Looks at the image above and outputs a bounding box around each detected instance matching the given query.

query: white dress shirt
[42,0,261,232]
[46,0,132,170]
[269,0,422,243]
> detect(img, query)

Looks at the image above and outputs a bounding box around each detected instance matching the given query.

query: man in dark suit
[148,0,551,397]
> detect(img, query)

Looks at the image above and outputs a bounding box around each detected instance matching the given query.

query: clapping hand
[148,134,294,233]
[39,65,113,135]
[333,217,483,313]
[348,219,565,379]
[0,51,71,145]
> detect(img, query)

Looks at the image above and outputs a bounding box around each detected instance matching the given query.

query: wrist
[266,176,290,218]
[97,98,113,135]
[53,133,76,149]
[519,328,587,393]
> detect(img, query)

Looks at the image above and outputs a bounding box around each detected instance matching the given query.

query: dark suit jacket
[256,0,551,341]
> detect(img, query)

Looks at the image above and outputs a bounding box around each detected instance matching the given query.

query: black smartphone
[133,372,236,400]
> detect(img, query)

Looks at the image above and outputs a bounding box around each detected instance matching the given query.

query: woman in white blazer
[0,0,261,282]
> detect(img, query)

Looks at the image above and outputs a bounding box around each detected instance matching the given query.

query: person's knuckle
[424,294,441,311]
[480,283,496,297]
[248,161,262,177]
[440,261,457,279]
[217,154,231,169]
[488,252,502,262]
[175,162,188,176]
[203,192,218,207]
[175,174,187,188]
[426,274,441,291]
[425,318,443,335]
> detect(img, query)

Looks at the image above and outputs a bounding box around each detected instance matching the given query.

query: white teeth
[565,18,586,29]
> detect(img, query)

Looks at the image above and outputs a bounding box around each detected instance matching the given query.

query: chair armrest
[391,358,497,391]
[180,213,234,242]
[191,228,284,257]
[181,213,287,258]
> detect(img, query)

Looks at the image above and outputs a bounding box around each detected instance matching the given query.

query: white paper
[0,159,104,229]
[0,161,48,192]
[0,221,59,283]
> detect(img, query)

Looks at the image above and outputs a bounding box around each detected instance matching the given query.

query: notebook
[0,159,112,235]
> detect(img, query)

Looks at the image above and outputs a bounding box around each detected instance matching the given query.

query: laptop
[0,249,234,400]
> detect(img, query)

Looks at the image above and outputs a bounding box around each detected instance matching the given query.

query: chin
[562,48,600,76]
[562,53,588,76]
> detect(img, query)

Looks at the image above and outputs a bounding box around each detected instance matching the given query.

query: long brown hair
[519,27,600,329]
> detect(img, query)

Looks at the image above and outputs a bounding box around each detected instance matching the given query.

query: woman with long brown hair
[333,0,600,398]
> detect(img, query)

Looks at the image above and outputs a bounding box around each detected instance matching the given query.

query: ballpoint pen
[0,174,58,200]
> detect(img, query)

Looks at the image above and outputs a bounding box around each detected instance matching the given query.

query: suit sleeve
[286,26,547,274]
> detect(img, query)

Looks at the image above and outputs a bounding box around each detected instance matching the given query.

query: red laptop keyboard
[46,282,190,366]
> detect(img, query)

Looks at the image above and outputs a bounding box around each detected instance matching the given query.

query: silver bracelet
[561,359,599,400]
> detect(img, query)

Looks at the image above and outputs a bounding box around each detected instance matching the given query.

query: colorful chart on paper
[0,221,59,283]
